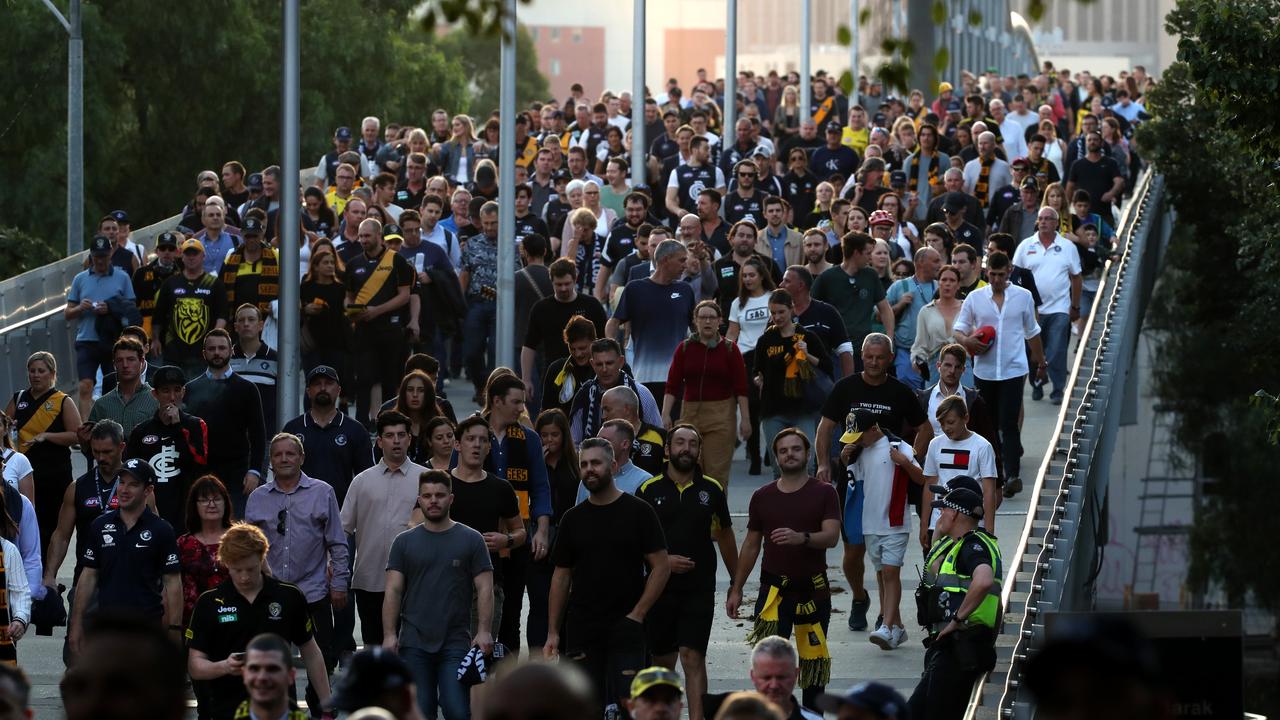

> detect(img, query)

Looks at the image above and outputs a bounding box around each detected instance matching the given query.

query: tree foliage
[436,22,551,118]
[0,0,469,267]
[1138,0,1280,615]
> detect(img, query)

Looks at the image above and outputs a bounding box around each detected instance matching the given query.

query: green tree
[437,23,550,118]
[0,0,468,271]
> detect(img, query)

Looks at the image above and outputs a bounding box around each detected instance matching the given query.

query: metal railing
[963,166,1172,719]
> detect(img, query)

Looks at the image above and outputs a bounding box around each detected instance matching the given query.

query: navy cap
[947,98,963,113]
[90,235,112,255]
[825,121,843,134]
[816,681,910,719]
[307,365,340,385]
[552,168,571,182]
[246,173,264,190]
[335,126,353,140]
[941,191,968,213]
[120,458,157,486]
[110,210,129,224]
[156,231,181,248]
[929,474,982,497]
[889,170,907,186]
[329,647,413,712]
[872,112,888,127]
[150,365,186,389]
[242,217,264,235]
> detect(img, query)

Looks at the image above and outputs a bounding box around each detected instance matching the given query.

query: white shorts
[864,532,909,570]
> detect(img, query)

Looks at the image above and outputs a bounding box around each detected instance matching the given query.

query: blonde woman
[6,352,80,556]
[555,180,588,254]
[1037,119,1066,178]
[773,85,802,138]
[1041,182,1074,239]
[580,180,617,237]
[437,114,478,184]
[891,116,919,157]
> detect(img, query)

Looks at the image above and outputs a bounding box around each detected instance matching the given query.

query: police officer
[909,481,1002,720]
[68,458,182,656]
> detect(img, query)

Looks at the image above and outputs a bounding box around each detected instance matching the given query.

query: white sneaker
[890,625,907,648]
[869,625,894,650]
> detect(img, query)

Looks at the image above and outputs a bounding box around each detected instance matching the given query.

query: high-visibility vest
[925,530,1003,629]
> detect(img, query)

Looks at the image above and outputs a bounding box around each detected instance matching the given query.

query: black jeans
[565,616,647,718]
[525,553,553,652]
[499,544,531,652]
[331,535,357,656]
[742,350,762,463]
[753,588,832,711]
[907,633,994,720]
[304,597,336,716]
[974,374,1025,479]
[353,589,385,648]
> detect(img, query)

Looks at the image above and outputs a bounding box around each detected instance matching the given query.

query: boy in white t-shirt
[922,395,998,546]
[839,408,924,651]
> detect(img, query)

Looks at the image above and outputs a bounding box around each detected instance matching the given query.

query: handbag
[801,366,835,412]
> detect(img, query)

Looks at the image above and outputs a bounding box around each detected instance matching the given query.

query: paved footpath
[26,378,1062,714]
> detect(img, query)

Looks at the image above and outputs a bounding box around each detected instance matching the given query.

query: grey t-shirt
[387,522,492,652]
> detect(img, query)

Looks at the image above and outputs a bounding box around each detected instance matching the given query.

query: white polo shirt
[1013,233,1082,315]
[954,283,1041,381]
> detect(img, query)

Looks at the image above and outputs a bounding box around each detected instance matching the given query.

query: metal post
[800,0,811,117]
[277,0,301,426]
[631,0,646,187]
[495,0,517,369]
[67,0,83,258]
[724,0,737,153]
[850,0,859,96]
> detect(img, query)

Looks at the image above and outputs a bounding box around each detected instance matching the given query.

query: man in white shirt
[990,99,1027,162]
[1006,93,1039,133]
[953,250,1046,497]
[1013,207,1082,404]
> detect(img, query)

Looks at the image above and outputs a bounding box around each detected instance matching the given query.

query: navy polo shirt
[281,411,374,505]
[81,507,180,618]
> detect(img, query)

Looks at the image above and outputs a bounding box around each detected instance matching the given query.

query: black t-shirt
[724,188,768,227]
[602,220,642,269]
[81,508,181,618]
[514,213,549,245]
[523,294,609,364]
[300,279,351,352]
[185,575,314,720]
[637,471,730,594]
[449,471,520,580]
[795,299,851,367]
[782,171,819,225]
[344,247,415,329]
[393,182,427,210]
[540,356,596,419]
[752,327,832,416]
[702,221,731,257]
[849,184,892,215]
[820,373,927,440]
[553,492,666,638]
[1066,156,1121,218]
[631,423,667,478]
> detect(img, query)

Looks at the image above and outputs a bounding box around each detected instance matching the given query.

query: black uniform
[126,411,209,530]
[186,575,315,720]
[80,507,180,618]
[724,188,768,227]
[152,272,228,376]
[69,468,122,585]
[671,163,719,215]
[631,423,667,477]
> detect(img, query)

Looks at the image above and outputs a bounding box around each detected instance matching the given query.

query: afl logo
[15,402,27,410]
[143,435,159,445]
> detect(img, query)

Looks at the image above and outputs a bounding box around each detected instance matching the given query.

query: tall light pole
[724,0,737,152]
[631,0,646,187]
[495,0,518,369]
[850,0,859,101]
[800,0,812,116]
[39,0,83,257]
[277,0,301,426]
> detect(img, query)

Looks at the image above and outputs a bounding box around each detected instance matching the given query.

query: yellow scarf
[747,572,831,689]
[910,151,940,191]
[350,246,398,311]
[974,156,994,208]
[782,331,815,398]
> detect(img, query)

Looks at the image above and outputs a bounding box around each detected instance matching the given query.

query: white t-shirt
[1,449,33,492]
[728,294,772,353]
[848,435,918,536]
[1013,234,1082,316]
[924,431,997,528]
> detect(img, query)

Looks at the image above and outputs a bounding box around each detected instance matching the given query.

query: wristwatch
[505,532,514,548]
[803,532,811,546]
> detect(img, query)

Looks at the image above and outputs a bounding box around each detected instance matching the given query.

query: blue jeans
[1039,312,1071,392]
[463,299,497,395]
[894,347,925,391]
[402,645,471,720]
[762,413,820,474]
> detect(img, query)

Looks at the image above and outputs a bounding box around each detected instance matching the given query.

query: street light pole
[724,0,737,152]
[631,0,646,188]
[800,0,811,116]
[495,0,518,369]
[40,0,83,257]
[277,0,301,426]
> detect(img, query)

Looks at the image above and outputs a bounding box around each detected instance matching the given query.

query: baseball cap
[938,81,954,93]
[889,170,907,187]
[383,223,404,243]
[931,487,985,518]
[119,458,157,486]
[242,217,264,236]
[941,192,968,213]
[150,365,186,389]
[872,112,888,127]
[180,238,205,254]
[840,408,878,444]
[307,365,340,385]
[1020,177,1041,191]
[246,173,264,190]
[552,168,571,182]
[1010,157,1031,171]
[110,210,129,224]
[929,474,982,498]
[947,99,963,113]
[630,666,684,700]
[335,126,353,140]
[156,231,181,248]
[90,235,113,256]
[868,210,896,227]
[816,681,910,719]
[825,121,843,134]
[329,647,413,712]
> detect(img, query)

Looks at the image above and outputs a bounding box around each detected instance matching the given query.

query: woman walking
[725,255,776,475]
[753,289,832,471]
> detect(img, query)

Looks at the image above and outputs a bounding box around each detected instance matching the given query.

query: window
[550,27,561,41]
[550,59,561,76]
[572,29,582,43]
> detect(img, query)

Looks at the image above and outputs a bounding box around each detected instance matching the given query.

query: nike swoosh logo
[135,544,149,548]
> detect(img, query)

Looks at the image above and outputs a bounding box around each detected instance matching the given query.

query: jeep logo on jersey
[149,445,180,485]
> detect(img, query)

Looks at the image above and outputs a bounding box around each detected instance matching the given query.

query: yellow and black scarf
[974,156,994,208]
[747,571,830,689]
[485,422,533,520]
[812,96,836,126]
[0,547,15,666]
[351,246,398,310]
[910,151,940,190]
[782,331,816,398]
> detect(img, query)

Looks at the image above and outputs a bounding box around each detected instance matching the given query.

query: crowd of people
[0,57,1152,719]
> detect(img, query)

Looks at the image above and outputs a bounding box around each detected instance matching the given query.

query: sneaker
[1049,389,1064,405]
[869,624,895,650]
[890,625,908,648]
[849,595,871,631]
[1003,476,1023,498]
[875,614,884,631]
[1031,383,1044,401]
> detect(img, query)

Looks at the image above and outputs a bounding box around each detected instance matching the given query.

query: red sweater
[665,337,749,402]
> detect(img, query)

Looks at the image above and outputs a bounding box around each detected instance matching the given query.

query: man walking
[1013,207,1081,405]
[125,366,208,530]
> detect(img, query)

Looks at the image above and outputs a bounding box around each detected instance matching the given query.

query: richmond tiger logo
[175,297,210,345]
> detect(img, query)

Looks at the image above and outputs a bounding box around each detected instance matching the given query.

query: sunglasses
[277,508,288,535]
